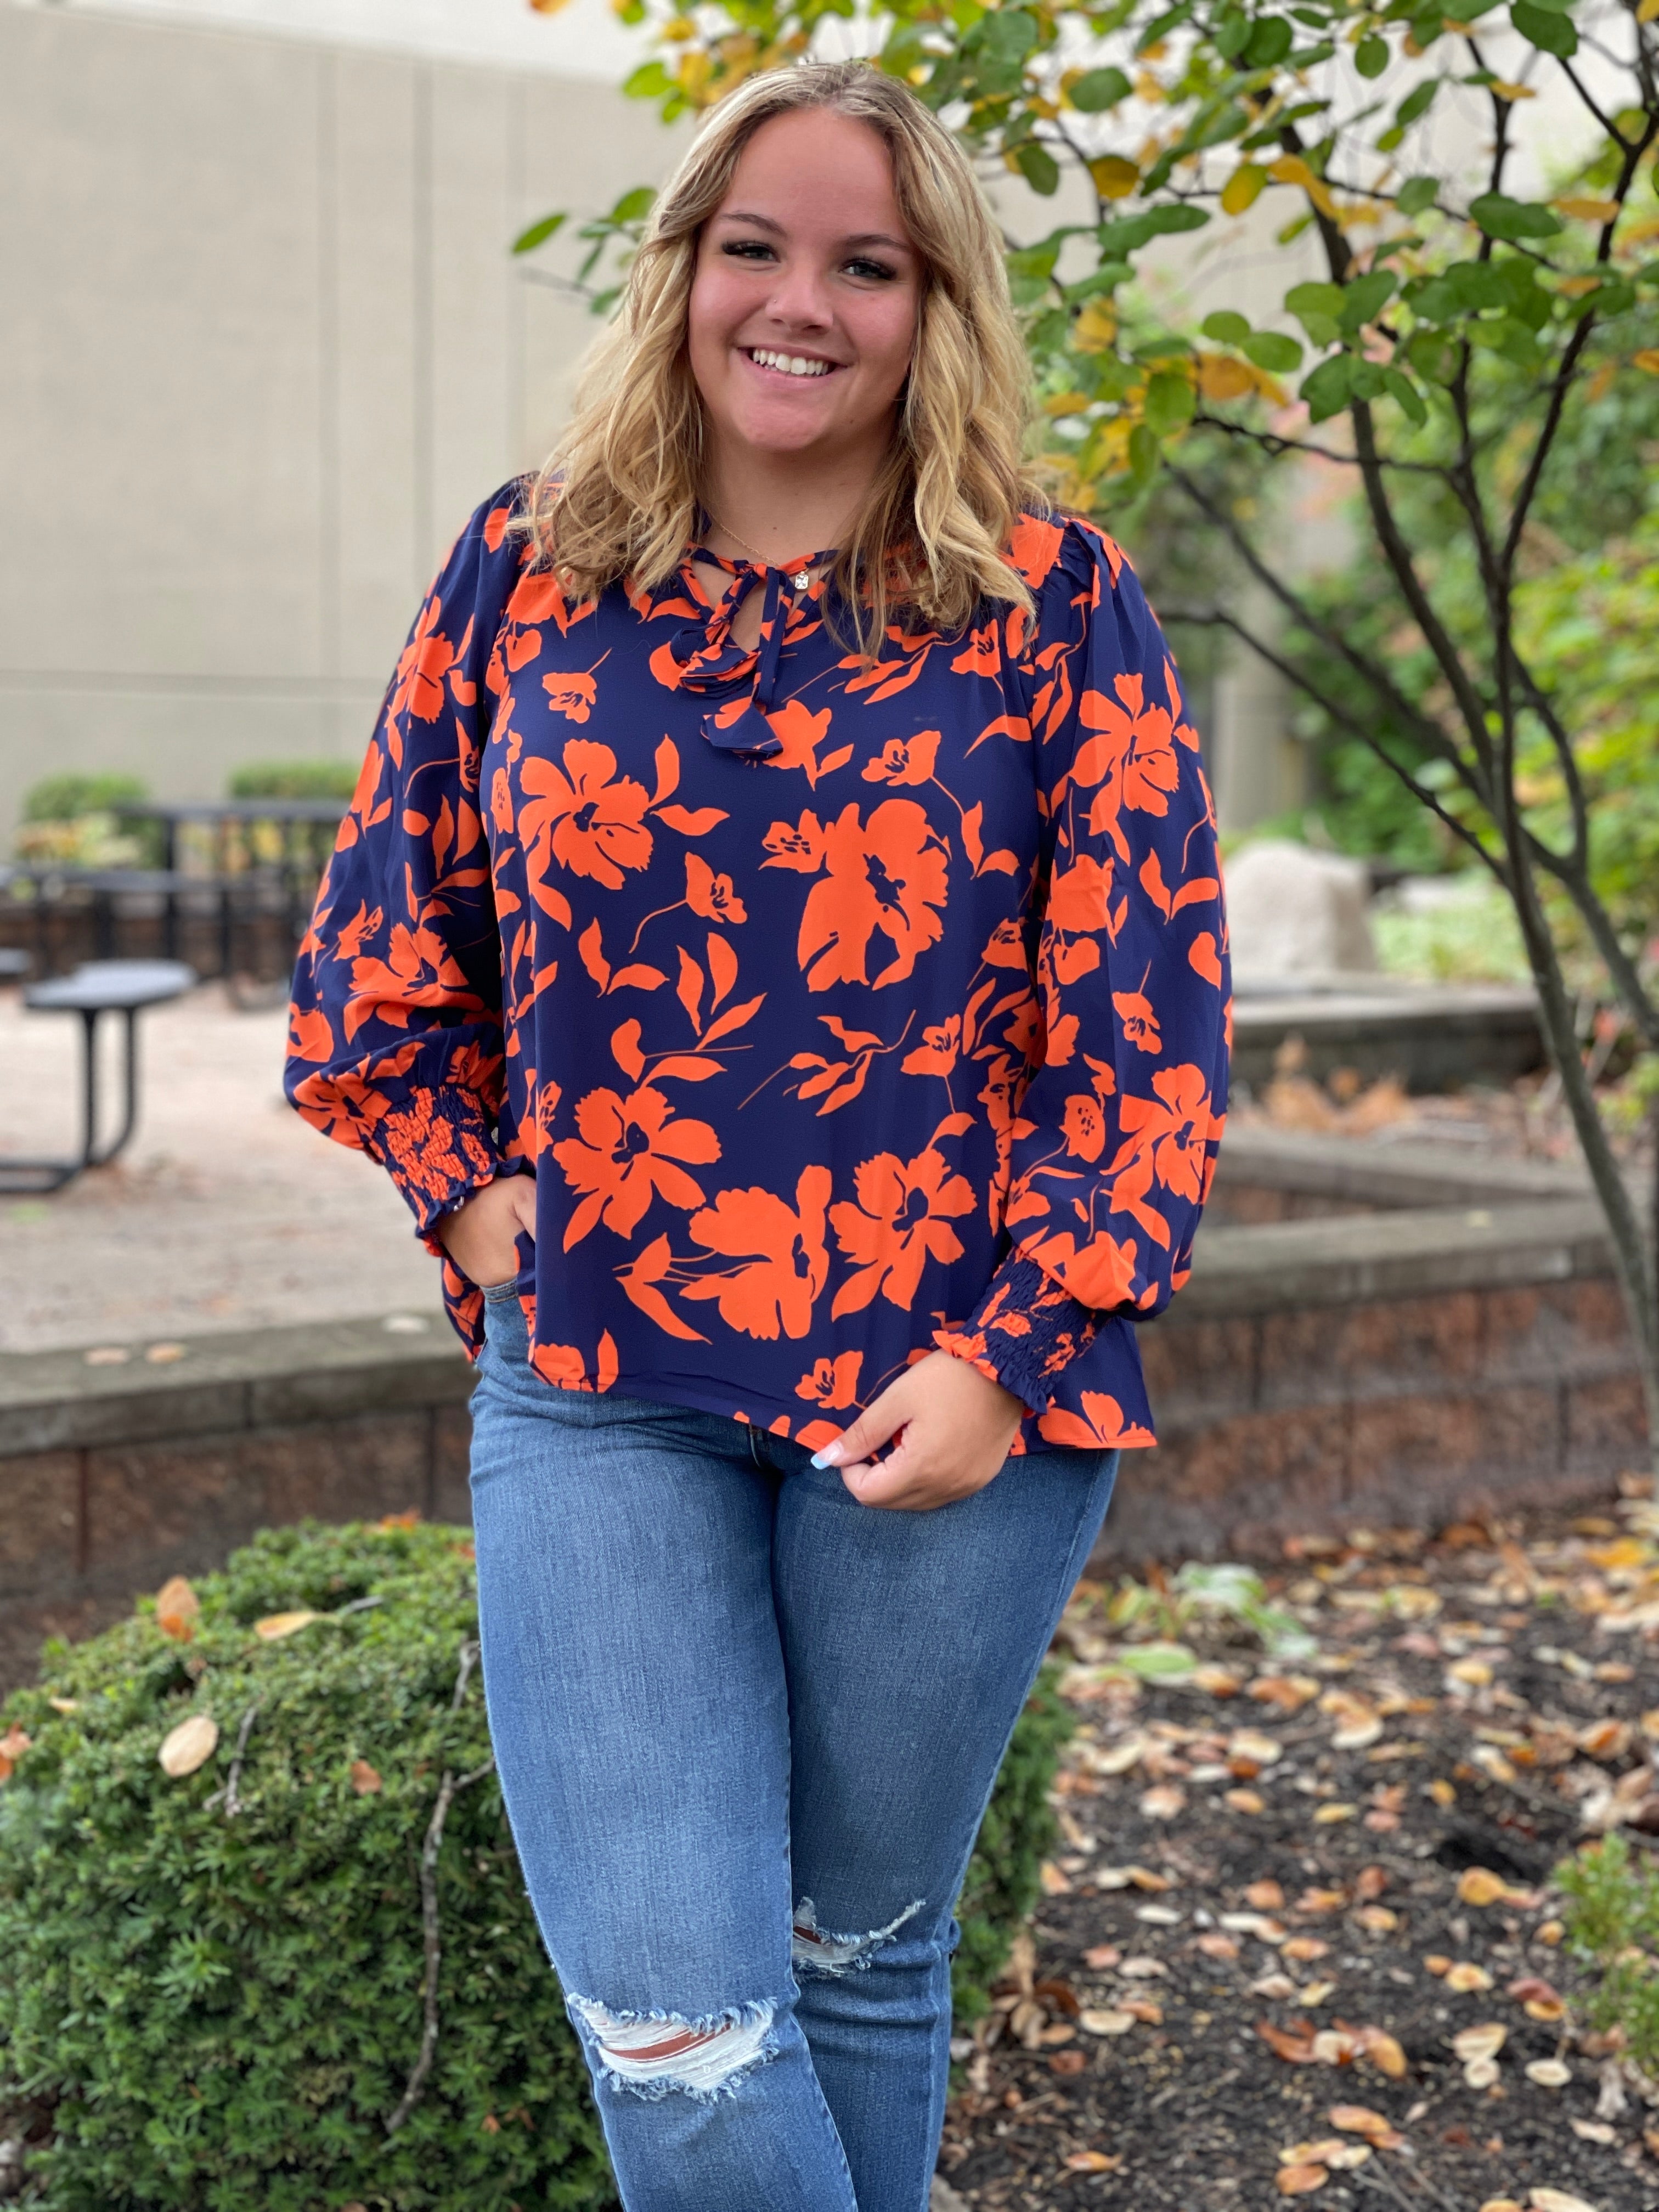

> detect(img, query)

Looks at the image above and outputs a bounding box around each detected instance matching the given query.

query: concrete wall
[0,1,684,840]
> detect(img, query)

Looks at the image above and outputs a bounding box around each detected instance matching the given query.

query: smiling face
[686,106,922,482]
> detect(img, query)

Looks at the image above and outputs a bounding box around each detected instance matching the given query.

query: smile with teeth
[746,347,836,379]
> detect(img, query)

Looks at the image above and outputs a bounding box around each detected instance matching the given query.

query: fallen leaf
[1040,1861,1073,1895]
[1226,1787,1266,1813]
[1458,1867,1510,1906]
[1313,1802,1357,1824]
[254,1611,320,1641]
[1356,2025,1406,2076]
[1568,2118,1614,2143]
[1276,2163,1329,2195]
[349,1759,382,1795]
[1284,1937,1331,1962]
[1139,1782,1187,1820]
[1446,1962,1494,1992]
[1281,2139,1348,2164]
[1082,1943,1121,1970]
[1258,2019,1318,2063]
[1119,1955,1169,1978]
[159,1713,219,1778]
[1194,1666,1243,1696]
[145,1341,188,1364]
[1356,1906,1397,1932]
[1328,2104,1400,2143]
[1092,1733,1150,1775]
[0,1726,33,1782]
[1196,1932,1240,1960]
[1063,2150,1122,2171]
[155,1575,200,1642]
[1248,1880,1286,1910]
[1251,1674,1321,1711]
[47,1697,77,1715]
[1228,1729,1284,1766]
[1524,2059,1572,2087]
[1528,2192,1600,2212]
[1079,2008,1136,2035]
[1453,2022,1508,2063]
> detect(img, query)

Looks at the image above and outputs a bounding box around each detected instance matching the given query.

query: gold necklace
[704,511,816,593]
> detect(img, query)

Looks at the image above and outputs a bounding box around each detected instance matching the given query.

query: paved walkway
[0,986,437,1354]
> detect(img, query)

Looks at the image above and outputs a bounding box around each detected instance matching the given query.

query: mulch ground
[936,1481,1659,2212]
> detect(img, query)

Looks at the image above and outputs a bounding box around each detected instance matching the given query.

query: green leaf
[511,211,566,256]
[1070,65,1131,110]
[1128,422,1162,483]
[1015,142,1061,195]
[1511,0,1578,50]
[610,185,657,223]
[1395,78,1438,127]
[1406,329,1459,385]
[1381,364,1428,425]
[621,59,671,98]
[1571,278,1637,319]
[1355,31,1390,75]
[980,7,1040,61]
[1285,280,1345,345]
[1242,329,1304,371]
[1396,176,1440,216]
[1144,369,1198,433]
[1202,309,1252,343]
[1115,1639,1197,1679]
[1302,352,1355,421]
[1338,268,1398,334]
[1470,190,1564,241]
[1244,14,1295,64]
[1215,14,1252,55]
[1096,204,1211,256]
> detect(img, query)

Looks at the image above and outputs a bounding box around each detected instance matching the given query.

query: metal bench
[0,958,197,1193]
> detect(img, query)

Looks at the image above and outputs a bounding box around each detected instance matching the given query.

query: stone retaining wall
[1,1136,1644,1690]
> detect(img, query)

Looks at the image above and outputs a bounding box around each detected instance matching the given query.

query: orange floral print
[519,740,652,889]
[285,482,1228,1462]
[552,1084,720,1246]
[681,1166,833,1340]
[776,799,949,991]
[830,1146,975,1316]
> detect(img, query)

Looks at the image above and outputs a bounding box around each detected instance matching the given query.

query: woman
[286,58,1228,2212]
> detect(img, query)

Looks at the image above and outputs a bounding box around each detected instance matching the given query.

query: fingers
[809,1375,914,1472]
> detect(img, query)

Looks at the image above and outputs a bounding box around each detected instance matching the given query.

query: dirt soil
[939,1484,1659,2212]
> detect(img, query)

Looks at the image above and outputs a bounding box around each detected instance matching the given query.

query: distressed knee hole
[568,1993,776,2100]
[791,1895,925,1976]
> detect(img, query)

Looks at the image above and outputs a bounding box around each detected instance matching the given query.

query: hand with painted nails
[809,1350,1025,1511]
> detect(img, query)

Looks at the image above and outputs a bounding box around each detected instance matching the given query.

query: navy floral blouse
[285,482,1231,1457]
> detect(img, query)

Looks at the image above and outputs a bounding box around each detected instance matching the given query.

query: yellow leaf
[1268,155,1337,219]
[155,1575,200,1643]
[1043,391,1092,416]
[159,1713,219,1778]
[1313,1801,1357,1823]
[255,1610,320,1641]
[1073,299,1119,353]
[1633,349,1659,374]
[1358,2026,1407,2075]
[529,0,573,13]
[1556,274,1601,297]
[1556,198,1620,223]
[1064,2149,1122,2170]
[1198,355,1256,402]
[1488,80,1536,99]
[1088,155,1140,200]
[1639,0,1659,22]
[1222,163,1268,216]
[1429,1776,1457,1806]
[1458,1866,1509,1906]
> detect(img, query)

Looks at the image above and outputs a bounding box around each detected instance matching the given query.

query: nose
[762,255,834,334]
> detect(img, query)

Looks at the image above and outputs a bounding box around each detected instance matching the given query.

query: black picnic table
[0,958,197,1194]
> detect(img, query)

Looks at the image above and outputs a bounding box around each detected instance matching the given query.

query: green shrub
[1556,1830,1659,2076]
[0,1520,1070,2210]
[227,761,359,802]
[21,774,149,825]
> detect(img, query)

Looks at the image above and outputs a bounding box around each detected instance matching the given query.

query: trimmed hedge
[0,1520,1069,2210]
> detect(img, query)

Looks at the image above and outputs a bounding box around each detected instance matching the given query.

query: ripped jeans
[468,1291,1120,2212]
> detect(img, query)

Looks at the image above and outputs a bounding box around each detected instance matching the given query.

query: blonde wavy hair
[527,60,1045,648]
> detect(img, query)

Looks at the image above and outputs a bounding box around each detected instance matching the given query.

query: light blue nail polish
[810,1449,834,1468]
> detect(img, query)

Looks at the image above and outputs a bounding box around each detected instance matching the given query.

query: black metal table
[0,959,198,1194]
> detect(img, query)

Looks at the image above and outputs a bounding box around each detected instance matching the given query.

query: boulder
[1223,838,1378,981]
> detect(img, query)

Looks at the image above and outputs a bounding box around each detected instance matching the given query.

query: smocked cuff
[375,1083,503,1238]
[934,1254,1100,1416]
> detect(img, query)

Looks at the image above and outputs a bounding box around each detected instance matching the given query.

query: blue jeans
[467,1291,1120,2212]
